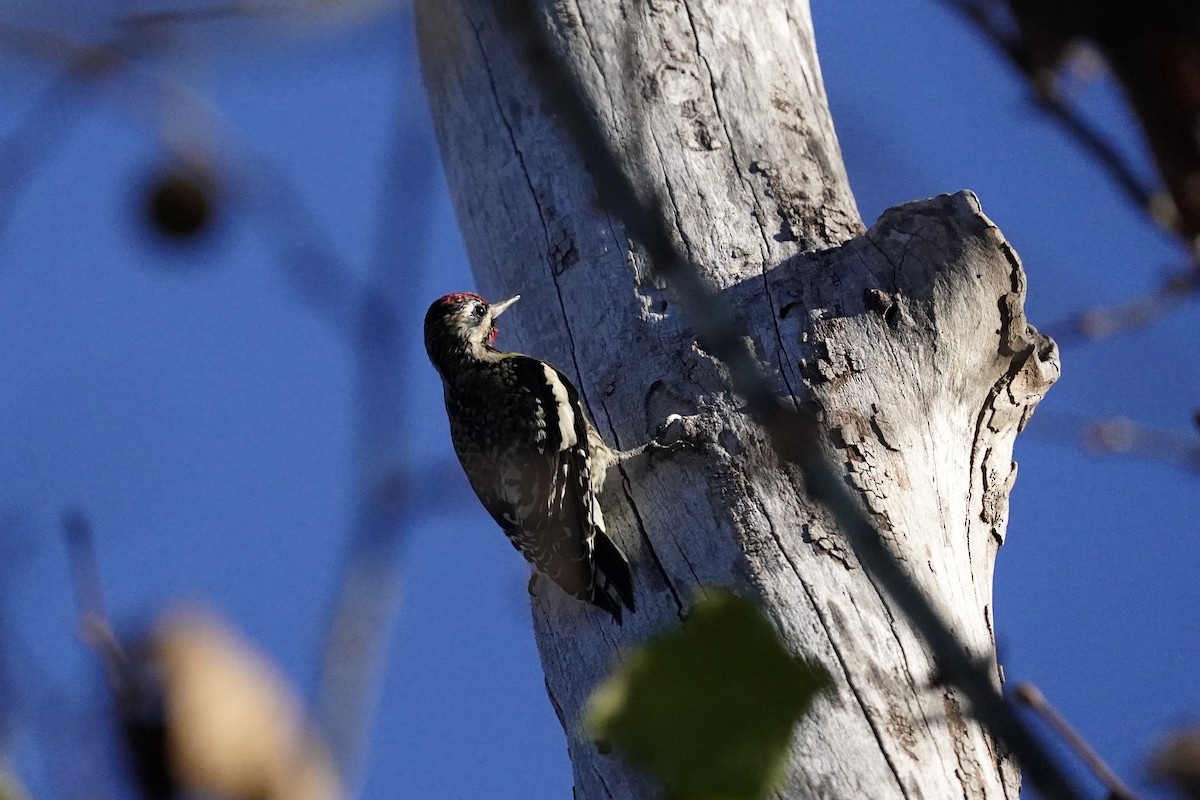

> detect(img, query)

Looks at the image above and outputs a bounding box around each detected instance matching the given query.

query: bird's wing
[524,360,634,619]
[458,356,596,599]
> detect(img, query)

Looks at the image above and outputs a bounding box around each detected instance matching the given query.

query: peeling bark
[416,0,1057,797]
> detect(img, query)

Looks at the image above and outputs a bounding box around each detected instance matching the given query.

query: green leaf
[584,589,832,800]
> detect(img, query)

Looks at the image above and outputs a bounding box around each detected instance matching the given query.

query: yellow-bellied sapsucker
[424,291,639,622]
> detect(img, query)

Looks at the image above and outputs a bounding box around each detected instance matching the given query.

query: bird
[424,291,647,622]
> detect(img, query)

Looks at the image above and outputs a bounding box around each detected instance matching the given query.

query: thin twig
[1022,409,1200,474]
[1046,264,1200,345]
[118,0,397,28]
[1014,683,1142,800]
[491,0,1084,796]
[61,509,127,685]
[0,22,128,245]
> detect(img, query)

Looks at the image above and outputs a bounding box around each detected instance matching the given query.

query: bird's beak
[490,295,520,317]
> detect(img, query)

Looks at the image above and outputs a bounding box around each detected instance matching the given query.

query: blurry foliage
[0,769,30,800]
[1151,730,1200,800]
[142,161,220,243]
[584,590,831,800]
[111,607,342,800]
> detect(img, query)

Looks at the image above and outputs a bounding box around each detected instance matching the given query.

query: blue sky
[0,1,1196,798]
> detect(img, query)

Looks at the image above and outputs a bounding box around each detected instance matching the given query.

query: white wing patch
[542,364,577,450]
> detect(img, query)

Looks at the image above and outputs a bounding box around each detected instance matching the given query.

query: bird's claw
[648,413,687,451]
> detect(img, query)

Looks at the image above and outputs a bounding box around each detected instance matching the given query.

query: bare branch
[314,13,437,789]
[61,510,128,686]
[1046,265,1200,345]
[1014,683,1141,800]
[937,0,1157,218]
[1023,409,1200,474]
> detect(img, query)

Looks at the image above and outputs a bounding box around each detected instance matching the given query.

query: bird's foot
[611,415,695,466]
[647,413,689,452]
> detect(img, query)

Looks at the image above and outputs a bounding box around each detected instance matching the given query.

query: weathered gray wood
[416,0,1058,797]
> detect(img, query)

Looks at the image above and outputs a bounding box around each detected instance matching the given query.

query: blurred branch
[125,608,342,800]
[0,14,383,335]
[0,9,424,798]
[63,510,108,625]
[1014,683,1141,800]
[0,15,431,789]
[939,0,1200,339]
[34,510,123,800]
[0,71,84,233]
[314,10,436,791]
[62,509,129,687]
[118,0,397,29]
[66,516,344,800]
[492,0,1083,796]
[938,0,1157,216]
[1045,264,1200,345]
[1023,409,1200,474]
[0,21,132,244]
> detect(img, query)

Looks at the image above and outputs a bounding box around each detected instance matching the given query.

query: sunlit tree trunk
[415,0,1057,796]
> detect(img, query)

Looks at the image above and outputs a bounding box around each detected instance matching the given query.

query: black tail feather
[590,532,636,623]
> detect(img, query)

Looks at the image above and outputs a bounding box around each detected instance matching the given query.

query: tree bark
[416,0,1058,797]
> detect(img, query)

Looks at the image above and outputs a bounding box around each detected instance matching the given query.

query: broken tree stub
[417,0,1058,796]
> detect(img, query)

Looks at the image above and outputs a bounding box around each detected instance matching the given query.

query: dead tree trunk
[416,0,1059,797]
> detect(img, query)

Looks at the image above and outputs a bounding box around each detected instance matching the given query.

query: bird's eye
[472,304,486,318]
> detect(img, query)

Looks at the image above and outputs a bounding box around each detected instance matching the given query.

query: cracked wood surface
[416,0,1057,797]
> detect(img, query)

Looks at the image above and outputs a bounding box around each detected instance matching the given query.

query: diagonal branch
[937,0,1156,219]
[1015,683,1141,800]
[1024,409,1200,474]
[938,0,1200,340]
[1045,264,1200,345]
[314,13,440,790]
